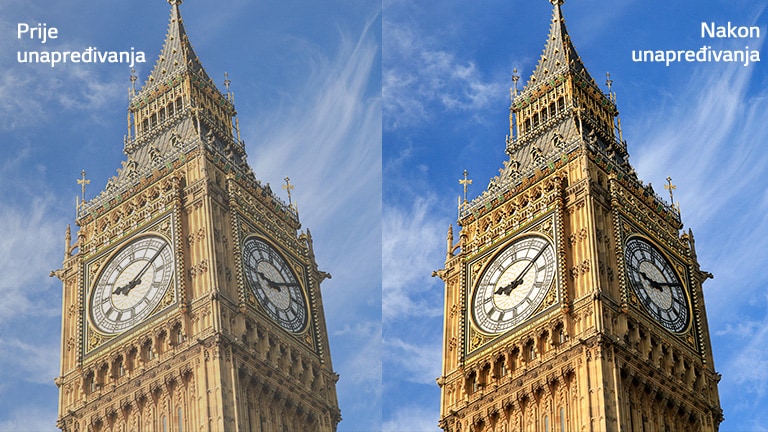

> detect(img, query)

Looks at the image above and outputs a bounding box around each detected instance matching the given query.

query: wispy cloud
[0,33,125,131]
[383,15,504,130]
[383,336,441,386]
[382,195,446,321]
[0,405,58,432]
[383,405,441,432]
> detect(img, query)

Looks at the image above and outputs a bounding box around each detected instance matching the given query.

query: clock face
[472,235,557,334]
[624,237,689,333]
[89,234,175,335]
[241,237,308,333]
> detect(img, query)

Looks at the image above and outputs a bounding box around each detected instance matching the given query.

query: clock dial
[472,235,557,334]
[241,237,308,333]
[624,237,689,333]
[89,234,175,335]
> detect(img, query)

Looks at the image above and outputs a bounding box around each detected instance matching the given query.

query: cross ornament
[665,176,679,213]
[459,170,472,204]
[77,170,90,204]
[283,176,295,207]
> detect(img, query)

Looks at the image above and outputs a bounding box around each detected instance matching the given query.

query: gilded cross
[224,72,234,104]
[665,176,679,212]
[77,170,90,204]
[129,68,137,98]
[283,176,295,206]
[511,68,520,98]
[459,170,472,204]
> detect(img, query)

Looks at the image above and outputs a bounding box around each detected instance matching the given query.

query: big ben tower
[436,1,723,431]
[54,1,340,431]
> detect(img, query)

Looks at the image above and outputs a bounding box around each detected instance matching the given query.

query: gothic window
[114,356,125,378]
[86,371,96,394]
[526,340,536,361]
[143,340,154,362]
[544,415,550,432]
[467,372,478,394]
[98,364,109,388]
[127,347,138,372]
[539,331,549,355]
[174,325,184,345]
[559,407,565,432]
[555,324,567,346]
[510,347,520,371]
[157,331,167,355]
[178,407,183,432]
[496,356,507,378]
[162,415,167,432]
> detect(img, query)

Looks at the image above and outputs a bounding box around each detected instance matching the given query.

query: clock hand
[496,242,549,296]
[637,270,670,291]
[113,242,168,295]
[270,281,299,287]
[653,281,682,288]
[256,271,287,291]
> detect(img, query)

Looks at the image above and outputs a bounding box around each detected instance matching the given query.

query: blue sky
[383,0,768,431]
[0,1,380,431]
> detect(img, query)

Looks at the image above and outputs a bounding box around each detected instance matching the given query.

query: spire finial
[283,176,296,211]
[550,0,564,5]
[168,0,183,6]
[665,176,680,213]
[129,68,137,98]
[511,68,520,98]
[459,170,472,204]
[77,170,90,205]
[224,72,235,104]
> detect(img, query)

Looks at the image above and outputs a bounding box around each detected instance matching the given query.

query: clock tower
[54,1,341,431]
[436,2,723,431]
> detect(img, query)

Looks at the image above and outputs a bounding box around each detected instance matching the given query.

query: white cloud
[0,338,60,387]
[245,18,381,230]
[382,196,447,321]
[0,34,124,131]
[0,195,63,324]
[335,321,382,388]
[0,405,58,432]
[383,405,441,432]
[383,336,441,387]
[383,17,504,130]
[725,329,768,398]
